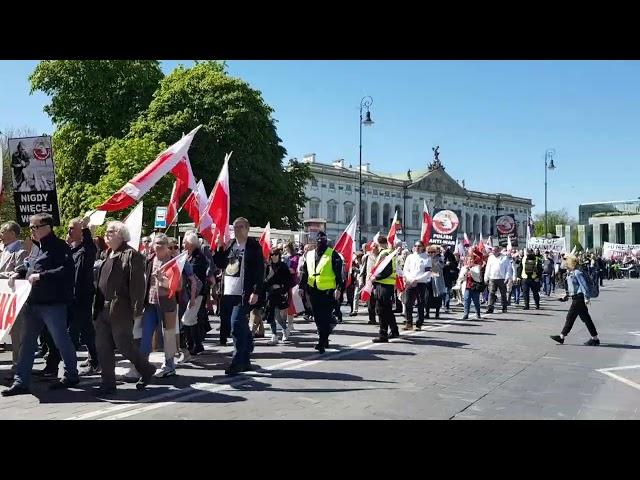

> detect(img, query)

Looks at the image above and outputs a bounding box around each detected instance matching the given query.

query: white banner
[602,241,640,259]
[527,237,566,254]
[0,280,32,342]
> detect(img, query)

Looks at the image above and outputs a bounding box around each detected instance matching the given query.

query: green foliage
[533,208,575,237]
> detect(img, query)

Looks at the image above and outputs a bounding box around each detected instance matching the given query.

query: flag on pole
[387,210,400,247]
[526,216,534,248]
[486,235,493,253]
[258,222,271,260]
[205,152,232,245]
[158,251,189,299]
[166,178,185,227]
[123,201,144,251]
[360,249,398,302]
[478,233,485,252]
[97,125,201,212]
[506,234,513,253]
[183,180,208,225]
[334,215,358,287]
[463,232,470,247]
[420,200,432,245]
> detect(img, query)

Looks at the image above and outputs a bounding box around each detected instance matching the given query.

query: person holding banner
[299,231,344,353]
[2,213,79,396]
[371,236,400,342]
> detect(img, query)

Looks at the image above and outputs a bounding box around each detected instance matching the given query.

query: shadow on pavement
[435,330,496,336]
[598,343,640,350]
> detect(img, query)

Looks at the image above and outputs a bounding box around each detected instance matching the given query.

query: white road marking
[71,323,448,420]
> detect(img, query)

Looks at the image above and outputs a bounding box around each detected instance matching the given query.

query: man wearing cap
[372,235,400,342]
[299,231,344,354]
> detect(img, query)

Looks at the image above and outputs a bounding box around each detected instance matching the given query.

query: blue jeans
[512,284,521,304]
[15,304,78,387]
[230,302,253,367]
[141,303,174,368]
[463,290,481,317]
[543,274,552,296]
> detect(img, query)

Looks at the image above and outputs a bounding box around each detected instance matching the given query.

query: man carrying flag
[299,231,344,354]
[359,241,381,325]
[371,235,400,342]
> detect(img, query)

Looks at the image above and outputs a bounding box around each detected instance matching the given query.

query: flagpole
[164,194,193,234]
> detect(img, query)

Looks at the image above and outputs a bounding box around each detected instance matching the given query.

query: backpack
[582,271,600,298]
[524,258,537,278]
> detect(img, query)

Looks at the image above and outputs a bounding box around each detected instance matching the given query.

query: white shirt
[402,252,431,284]
[223,241,246,296]
[484,253,512,282]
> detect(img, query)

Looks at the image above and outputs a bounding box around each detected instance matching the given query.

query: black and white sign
[8,136,60,226]
[495,214,518,247]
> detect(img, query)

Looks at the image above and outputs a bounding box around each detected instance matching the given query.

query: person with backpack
[550,255,600,346]
[521,249,543,310]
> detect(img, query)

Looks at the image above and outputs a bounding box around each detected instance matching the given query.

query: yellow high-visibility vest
[375,249,397,285]
[306,247,337,290]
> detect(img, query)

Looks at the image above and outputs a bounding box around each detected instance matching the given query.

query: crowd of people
[0,212,632,397]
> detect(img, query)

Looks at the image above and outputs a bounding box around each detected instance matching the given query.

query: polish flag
[159,251,189,299]
[387,210,400,247]
[334,215,357,287]
[420,200,432,245]
[463,232,470,247]
[365,231,380,252]
[477,234,485,254]
[395,275,406,293]
[123,201,144,251]
[97,125,201,212]
[166,178,186,227]
[205,152,232,245]
[506,235,513,253]
[183,180,208,226]
[258,222,271,260]
[360,249,398,302]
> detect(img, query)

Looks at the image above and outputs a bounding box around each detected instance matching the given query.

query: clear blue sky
[2,60,639,220]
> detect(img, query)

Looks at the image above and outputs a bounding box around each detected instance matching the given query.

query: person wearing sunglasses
[2,213,79,397]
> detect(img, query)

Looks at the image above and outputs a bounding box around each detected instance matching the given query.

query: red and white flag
[183,180,208,226]
[205,152,232,245]
[334,215,357,287]
[97,126,201,212]
[478,233,485,252]
[420,200,432,245]
[166,178,186,227]
[365,231,380,252]
[159,251,189,299]
[387,210,400,247]
[258,222,271,260]
[485,235,493,253]
[360,249,398,302]
[463,232,470,247]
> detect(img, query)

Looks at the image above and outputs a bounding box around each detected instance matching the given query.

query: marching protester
[299,231,344,353]
[426,245,445,319]
[511,253,523,305]
[456,248,485,320]
[402,240,430,331]
[359,242,380,325]
[0,221,28,384]
[542,251,555,296]
[550,255,600,346]
[484,246,511,314]
[521,249,543,310]
[370,235,399,342]
[213,217,265,375]
[284,242,300,330]
[2,213,79,396]
[264,248,293,345]
[443,247,459,314]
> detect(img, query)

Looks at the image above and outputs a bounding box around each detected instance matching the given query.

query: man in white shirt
[484,246,512,314]
[402,240,431,331]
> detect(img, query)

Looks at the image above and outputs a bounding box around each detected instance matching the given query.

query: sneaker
[367,320,378,325]
[154,364,177,378]
[550,335,564,345]
[78,364,101,376]
[314,343,326,354]
[178,350,192,363]
[389,332,400,339]
[372,337,389,343]
[535,305,540,310]
[49,377,80,390]
[414,326,422,331]
[79,359,91,368]
[192,344,205,356]
[268,334,279,346]
[282,328,291,342]
[402,324,413,331]
[349,312,358,317]
[475,315,482,320]
[584,338,600,346]
[122,366,140,382]
[136,366,156,390]
[485,308,494,314]
[460,315,469,320]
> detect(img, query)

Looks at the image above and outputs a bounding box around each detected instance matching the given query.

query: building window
[346,184,352,192]
[321,184,327,188]
[371,202,379,227]
[383,203,391,228]
[329,182,335,190]
[373,189,378,196]
[311,179,318,187]
[327,200,337,223]
[412,204,420,228]
[344,202,354,221]
[309,198,320,219]
[385,191,390,197]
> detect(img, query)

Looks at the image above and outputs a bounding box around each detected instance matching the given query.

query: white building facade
[300,153,533,247]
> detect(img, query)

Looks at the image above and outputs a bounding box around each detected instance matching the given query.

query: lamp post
[358,96,374,247]
[544,148,556,236]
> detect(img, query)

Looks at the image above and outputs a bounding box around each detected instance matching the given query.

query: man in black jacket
[213,217,264,376]
[46,215,100,376]
[2,213,79,396]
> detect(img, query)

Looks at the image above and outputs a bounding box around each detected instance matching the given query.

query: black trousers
[309,289,334,345]
[405,283,426,327]
[375,283,398,337]
[346,282,356,313]
[562,294,598,337]
[487,279,508,311]
[46,301,98,368]
[425,282,442,318]
[522,279,540,308]
[367,290,377,323]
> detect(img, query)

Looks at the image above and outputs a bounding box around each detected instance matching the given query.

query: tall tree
[533,208,575,237]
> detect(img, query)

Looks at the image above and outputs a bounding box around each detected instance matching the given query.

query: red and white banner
[159,251,188,299]
[420,200,432,245]
[183,180,208,226]
[334,215,357,287]
[97,125,201,212]
[0,280,31,341]
[360,249,398,302]
[387,210,400,247]
[258,222,271,260]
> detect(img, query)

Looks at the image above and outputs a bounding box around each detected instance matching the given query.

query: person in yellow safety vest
[371,235,400,343]
[299,231,344,353]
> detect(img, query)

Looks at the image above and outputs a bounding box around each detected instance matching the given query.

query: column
[564,224,572,251]
[592,223,601,249]
[624,222,632,245]
[578,225,587,249]
[608,222,617,243]
[555,225,564,238]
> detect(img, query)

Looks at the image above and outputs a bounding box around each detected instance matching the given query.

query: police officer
[372,236,400,343]
[299,231,343,354]
[521,249,543,310]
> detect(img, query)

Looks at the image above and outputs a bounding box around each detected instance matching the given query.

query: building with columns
[577,200,640,248]
[299,152,533,246]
